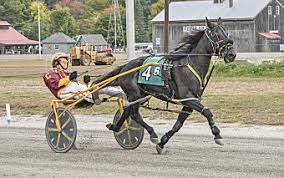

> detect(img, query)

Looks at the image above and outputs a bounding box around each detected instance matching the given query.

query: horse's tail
[92,64,126,87]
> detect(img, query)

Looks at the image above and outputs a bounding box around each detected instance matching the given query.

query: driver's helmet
[52,52,69,67]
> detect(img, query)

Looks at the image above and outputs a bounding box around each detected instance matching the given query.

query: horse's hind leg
[106,106,131,132]
[106,105,158,144]
[184,100,223,145]
[156,106,192,154]
[131,105,158,144]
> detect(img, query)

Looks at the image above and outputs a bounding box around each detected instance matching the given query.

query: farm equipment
[70,44,116,66]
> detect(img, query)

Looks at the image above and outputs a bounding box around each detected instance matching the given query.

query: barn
[76,34,108,51]
[42,33,76,54]
[152,0,284,53]
[0,21,38,54]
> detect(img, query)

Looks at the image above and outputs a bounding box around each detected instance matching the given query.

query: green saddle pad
[137,56,164,86]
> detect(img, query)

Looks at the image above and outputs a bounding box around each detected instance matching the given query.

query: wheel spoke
[127,130,132,145]
[115,128,127,136]
[128,118,132,125]
[56,133,61,148]
[48,128,60,132]
[61,118,72,130]
[128,127,142,132]
[62,131,73,142]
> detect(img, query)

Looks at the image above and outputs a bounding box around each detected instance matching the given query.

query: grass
[214,62,284,78]
[0,59,283,125]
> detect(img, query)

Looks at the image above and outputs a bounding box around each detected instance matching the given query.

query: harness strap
[187,64,203,87]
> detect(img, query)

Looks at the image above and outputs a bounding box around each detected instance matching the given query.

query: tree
[59,0,84,19]
[148,0,164,40]
[45,0,58,9]
[49,5,79,37]
[30,2,51,21]
[30,2,51,40]
[0,0,34,38]
[135,0,149,42]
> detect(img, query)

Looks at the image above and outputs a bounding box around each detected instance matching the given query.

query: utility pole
[114,0,117,50]
[126,0,135,61]
[107,0,125,51]
[164,0,170,54]
[37,1,42,61]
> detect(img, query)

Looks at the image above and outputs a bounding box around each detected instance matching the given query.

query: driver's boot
[92,91,102,105]
[84,75,102,105]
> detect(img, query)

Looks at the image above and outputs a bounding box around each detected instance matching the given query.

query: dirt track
[0,116,283,177]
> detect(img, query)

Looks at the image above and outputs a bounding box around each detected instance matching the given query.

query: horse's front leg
[156,106,193,154]
[185,100,223,145]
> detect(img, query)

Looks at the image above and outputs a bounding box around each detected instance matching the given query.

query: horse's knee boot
[201,107,213,118]
[172,120,183,133]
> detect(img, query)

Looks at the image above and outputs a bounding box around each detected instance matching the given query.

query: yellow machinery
[70,44,116,66]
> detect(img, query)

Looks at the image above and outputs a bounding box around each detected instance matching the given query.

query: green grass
[214,62,284,78]
[0,59,283,125]
[139,94,284,125]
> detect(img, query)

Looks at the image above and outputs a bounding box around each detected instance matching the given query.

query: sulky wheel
[45,107,77,153]
[113,110,144,150]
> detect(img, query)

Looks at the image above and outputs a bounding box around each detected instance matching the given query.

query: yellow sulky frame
[49,62,160,132]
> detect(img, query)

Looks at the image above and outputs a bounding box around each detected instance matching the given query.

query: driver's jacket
[43,68,70,98]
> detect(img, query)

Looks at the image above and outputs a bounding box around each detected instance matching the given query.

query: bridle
[205,25,233,57]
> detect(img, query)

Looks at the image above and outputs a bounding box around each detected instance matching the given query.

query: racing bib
[137,57,165,86]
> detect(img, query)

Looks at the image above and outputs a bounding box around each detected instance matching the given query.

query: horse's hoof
[214,138,224,146]
[150,137,159,144]
[106,123,113,130]
[156,143,164,154]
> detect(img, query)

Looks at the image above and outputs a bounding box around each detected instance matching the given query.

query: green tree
[148,0,164,40]
[44,0,58,9]
[0,0,34,38]
[30,2,51,40]
[49,5,79,37]
[135,0,149,42]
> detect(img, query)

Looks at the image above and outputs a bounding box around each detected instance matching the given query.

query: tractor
[70,44,116,66]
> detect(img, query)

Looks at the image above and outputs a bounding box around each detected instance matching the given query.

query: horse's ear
[205,17,213,29]
[217,17,223,26]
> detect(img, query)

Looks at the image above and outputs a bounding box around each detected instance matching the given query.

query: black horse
[93,18,236,154]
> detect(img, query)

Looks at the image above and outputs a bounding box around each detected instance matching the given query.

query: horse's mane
[168,30,205,60]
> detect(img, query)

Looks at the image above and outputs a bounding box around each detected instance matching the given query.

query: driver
[43,52,126,104]
[43,52,94,103]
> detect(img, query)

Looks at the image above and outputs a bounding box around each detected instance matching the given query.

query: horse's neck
[188,37,212,80]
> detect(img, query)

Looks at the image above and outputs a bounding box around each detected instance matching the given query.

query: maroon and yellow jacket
[43,68,70,98]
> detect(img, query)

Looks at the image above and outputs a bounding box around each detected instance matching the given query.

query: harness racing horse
[93,18,236,154]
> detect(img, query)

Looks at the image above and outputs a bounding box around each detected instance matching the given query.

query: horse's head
[205,17,236,63]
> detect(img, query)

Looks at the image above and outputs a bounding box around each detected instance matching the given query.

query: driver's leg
[99,86,127,100]
[59,82,93,103]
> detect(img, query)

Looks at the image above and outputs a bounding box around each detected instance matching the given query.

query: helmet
[52,52,69,67]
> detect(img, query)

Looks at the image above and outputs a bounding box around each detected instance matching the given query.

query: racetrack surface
[0,117,283,178]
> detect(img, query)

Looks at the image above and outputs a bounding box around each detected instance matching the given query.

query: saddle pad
[137,56,165,86]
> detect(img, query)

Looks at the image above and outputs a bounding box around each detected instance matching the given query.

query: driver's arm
[58,76,70,88]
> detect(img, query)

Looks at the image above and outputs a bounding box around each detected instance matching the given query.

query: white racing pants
[59,82,126,102]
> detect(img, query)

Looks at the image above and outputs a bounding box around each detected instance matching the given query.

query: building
[0,21,38,54]
[42,33,76,54]
[76,34,108,51]
[152,0,284,52]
